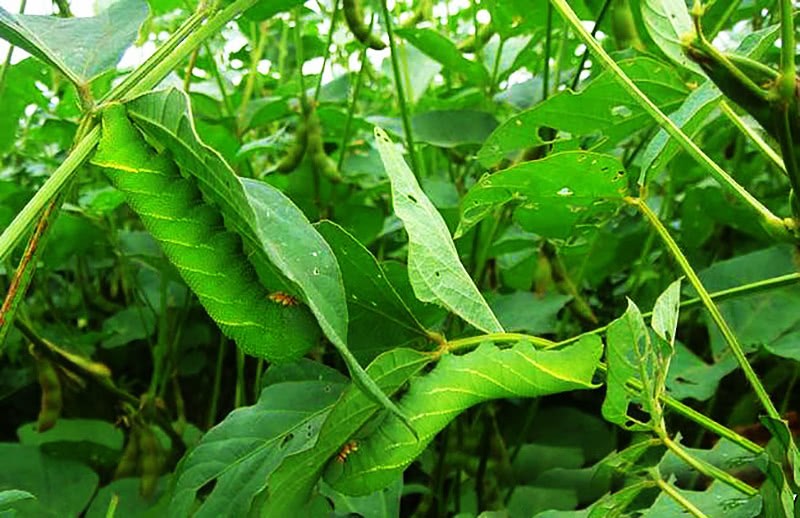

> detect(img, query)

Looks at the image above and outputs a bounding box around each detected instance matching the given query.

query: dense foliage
[0,0,798,516]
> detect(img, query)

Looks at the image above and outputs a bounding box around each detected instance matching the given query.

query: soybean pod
[306,108,343,182]
[136,423,164,498]
[33,352,62,432]
[275,119,308,173]
[343,0,385,50]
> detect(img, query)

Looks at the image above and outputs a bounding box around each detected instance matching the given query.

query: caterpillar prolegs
[91,104,319,362]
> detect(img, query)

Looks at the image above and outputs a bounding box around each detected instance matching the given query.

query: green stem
[570,0,611,91]
[543,2,553,100]
[0,0,259,262]
[660,434,758,496]
[720,101,785,174]
[238,21,268,125]
[708,0,742,39]
[294,7,309,110]
[629,197,780,420]
[381,0,419,178]
[0,125,100,263]
[206,333,226,428]
[314,0,340,103]
[549,0,790,241]
[778,0,796,101]
[446,333,556,353]
[652,473,708,518]
[337,36,370,172]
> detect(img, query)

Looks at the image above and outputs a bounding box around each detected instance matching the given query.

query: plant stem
[652,473,708,517]
[628,197,781,420]
[549,0,790,241]
[337,33,371,172]
[314,0,340,103]
[381,0,419,178]
[660,434,758,496]
[778,0,796,101]
[0,125,100,263]
[445,333,555,353]
[720,101,785,174]
[570,0,611,91]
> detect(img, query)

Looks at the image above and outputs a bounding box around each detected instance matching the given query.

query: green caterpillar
[91,104,319,363]
[343,0,386,50]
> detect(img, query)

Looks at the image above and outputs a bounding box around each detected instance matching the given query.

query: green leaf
[319,476,402,517]
[0,444,98,517]
[602,300,651,430]
[0,490,35,507]
[316,221,430,363]
[411,110,499,148]
[263,349,432,516]
[396,28,490,86]
[17,418,123,469]
[0,1,149,85]
[457,151,628,240]
[168,379,346,517]
[639,24,780,184]
[478,57,688,166]
[651,279,681,347]
[641,0,702,75]
[644,482,761,517]
[486,291,572,334]
[85,477,170,518]
[666,343,737,401]
[127,89,403,421]
[0,59,48,153]
[325,336,602,495]
[374,127,503,334]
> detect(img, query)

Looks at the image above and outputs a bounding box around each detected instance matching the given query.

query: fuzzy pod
[343,0,386,50]
[136,423,164,499]
[91,104,320,363]
[276,121,308,173]
[34,355,62,432]
[114,426,141,479]
[306,109,343,183]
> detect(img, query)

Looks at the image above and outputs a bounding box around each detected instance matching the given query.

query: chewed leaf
[374,127,503,334]
[325,336,603,495]
[458,151,628,240]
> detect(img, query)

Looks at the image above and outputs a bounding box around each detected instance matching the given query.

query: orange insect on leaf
[268,292,299,306]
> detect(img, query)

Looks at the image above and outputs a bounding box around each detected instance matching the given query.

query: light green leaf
[651,278,681,347]
[641,0,702,74]
[0,490,35,506]
[601,300,651,430]
[0,1,148,85]
[396,28,490,86]
[457,151,628,240]
[325,336,603,495]
[478,57,688,167]
[168,378,346,517]
[316,221,430,363]
[263,349,432,517]
[639,25,780,184]
[374,127,503,334]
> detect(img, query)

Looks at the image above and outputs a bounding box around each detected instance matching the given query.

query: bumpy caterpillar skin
[343,0,386,50]
[306,108,342,182]
[92,105,319,363]
[34,355,62,432]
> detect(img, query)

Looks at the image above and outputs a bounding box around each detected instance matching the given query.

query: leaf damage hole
[407,194,418,204]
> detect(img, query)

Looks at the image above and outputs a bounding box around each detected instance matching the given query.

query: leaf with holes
[478,57,688,167]
[168,377,346,517]
[374,127,503,334]
[457,151,628,240]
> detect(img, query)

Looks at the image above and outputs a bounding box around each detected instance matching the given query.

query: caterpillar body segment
[92,104,319,363]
